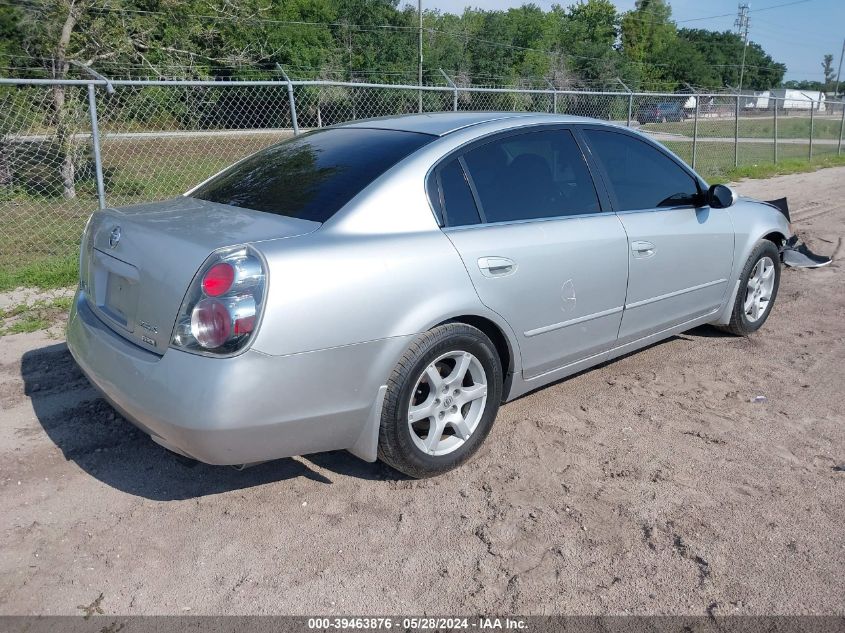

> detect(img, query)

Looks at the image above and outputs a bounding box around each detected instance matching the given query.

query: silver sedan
[67,112,790,477]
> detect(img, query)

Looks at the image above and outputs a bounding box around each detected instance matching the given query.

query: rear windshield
[190,127,434,222]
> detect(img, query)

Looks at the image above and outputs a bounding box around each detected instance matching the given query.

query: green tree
[555,0,621,88]
[782,79,825,91]
[678,29,785,90]
[3,0,792,106]
[620,0,677,90]
[822,53,835,91]
[15,1,150,198]
[0,4,26,186]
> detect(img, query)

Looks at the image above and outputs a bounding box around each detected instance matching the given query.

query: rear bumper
[66,291,407,465]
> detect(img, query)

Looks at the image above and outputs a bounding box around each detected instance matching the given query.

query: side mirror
[707,184,737,209]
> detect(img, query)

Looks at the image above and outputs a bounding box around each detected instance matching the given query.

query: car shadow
[21,343,406,501]
[681,323,735,339]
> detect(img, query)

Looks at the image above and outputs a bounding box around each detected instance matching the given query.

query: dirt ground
[1,168,843,617]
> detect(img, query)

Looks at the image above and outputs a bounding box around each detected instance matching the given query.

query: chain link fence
[1,76,844,274]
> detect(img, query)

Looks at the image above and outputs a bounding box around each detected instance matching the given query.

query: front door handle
[631,240,656,259]
[478,256,516,277]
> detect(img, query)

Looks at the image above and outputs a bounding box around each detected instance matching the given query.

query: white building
[766,89,826,112]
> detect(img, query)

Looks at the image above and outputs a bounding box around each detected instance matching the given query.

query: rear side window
[461,129,600,224]
[439,159,481,227]
[191,128,434,222]
[582,129,701,211]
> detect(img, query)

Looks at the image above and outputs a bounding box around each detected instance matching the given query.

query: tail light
[170,246,266,356]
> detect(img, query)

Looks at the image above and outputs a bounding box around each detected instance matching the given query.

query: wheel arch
[438,314,515,389]
[762,230,788,247]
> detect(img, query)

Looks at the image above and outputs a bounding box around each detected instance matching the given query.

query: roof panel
[338,112,587,136]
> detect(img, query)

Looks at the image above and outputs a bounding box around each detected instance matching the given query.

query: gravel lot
[1,168,843,616]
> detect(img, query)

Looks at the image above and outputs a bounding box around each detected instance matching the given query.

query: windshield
[190,127,435,223]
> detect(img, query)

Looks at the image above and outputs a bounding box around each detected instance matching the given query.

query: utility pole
[418,0,423,113]
[735,2,750,94]
[835,38,844,98]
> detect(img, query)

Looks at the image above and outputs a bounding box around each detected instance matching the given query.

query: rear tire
[718,240,781,336]
[377,323,503,478]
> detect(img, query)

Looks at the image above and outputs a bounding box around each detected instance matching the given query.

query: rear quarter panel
[250,230,521,370]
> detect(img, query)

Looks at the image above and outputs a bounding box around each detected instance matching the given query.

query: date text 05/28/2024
[307,617,528,630]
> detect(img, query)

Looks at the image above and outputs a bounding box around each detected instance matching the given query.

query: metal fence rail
[1,74,843,271]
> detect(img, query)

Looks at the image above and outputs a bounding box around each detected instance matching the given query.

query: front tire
[719,240,781,336]
[377,323,503,478]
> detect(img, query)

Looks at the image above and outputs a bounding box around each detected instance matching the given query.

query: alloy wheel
[407,351,488,456]
[744,256,776,322]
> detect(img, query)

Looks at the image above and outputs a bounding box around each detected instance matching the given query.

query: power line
[1,45,789,78]
[621,0,812,27]
[0,51,790,86]
[749,0,814,14]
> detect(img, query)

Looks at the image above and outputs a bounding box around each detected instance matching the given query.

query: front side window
[460,129,600,224]
[582,129,701,211]
[191,128,434,222]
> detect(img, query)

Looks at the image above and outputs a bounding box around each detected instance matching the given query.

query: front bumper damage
[765,197,832,268]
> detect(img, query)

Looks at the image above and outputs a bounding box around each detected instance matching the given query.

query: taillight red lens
[190,298,232,348]
[234,315,255,335]
[202,262,235,297]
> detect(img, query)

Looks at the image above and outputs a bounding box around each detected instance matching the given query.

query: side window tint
[440,159,481,227]
[462,129,600,223]
[583,129,701,211]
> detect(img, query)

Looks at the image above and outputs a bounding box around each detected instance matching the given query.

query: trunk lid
[81,196,319,354]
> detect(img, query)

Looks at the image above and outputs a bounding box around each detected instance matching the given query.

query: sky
[423,0,844,82]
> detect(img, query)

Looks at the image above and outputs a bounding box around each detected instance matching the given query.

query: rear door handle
[631,240,656,259]
[478,256,516,277]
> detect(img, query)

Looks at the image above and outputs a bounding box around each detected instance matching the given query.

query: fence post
[838,100,844,156]
[86,84,106,210]
[546,80,557,114]
[808,96,815,160]
[616,78,632,127]
[277,65,299,135]
[68,63,113,210]
[692,93,699,170]
[439,69,458,112]
[773,97,779,164]
[682,83,698,169]
[734,94,740,168]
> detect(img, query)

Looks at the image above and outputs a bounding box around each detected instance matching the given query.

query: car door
[435,127,630,380]
[581,127,735,344]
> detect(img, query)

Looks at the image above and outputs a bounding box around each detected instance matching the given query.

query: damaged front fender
[764,197,833,268]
